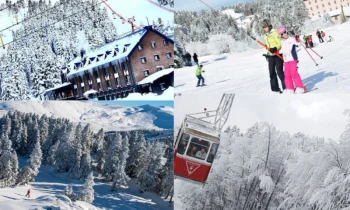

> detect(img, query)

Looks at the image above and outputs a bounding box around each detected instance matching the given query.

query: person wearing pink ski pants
[284,60,304,89]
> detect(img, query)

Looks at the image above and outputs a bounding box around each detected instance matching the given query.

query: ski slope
[175,21,350,94]
[0,158,172,210]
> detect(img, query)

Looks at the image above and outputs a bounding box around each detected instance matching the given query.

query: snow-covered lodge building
[44,25,174,100]
[304,0,350,23]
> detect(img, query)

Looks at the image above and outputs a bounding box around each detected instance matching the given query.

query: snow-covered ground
[175,21,350,94]
[0,158,172,210]
[119,87,174,101]
[0,101,174,131]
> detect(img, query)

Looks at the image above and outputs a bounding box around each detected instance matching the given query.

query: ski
[304,87,318,93]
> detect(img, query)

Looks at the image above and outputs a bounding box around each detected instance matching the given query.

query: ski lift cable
[2,0,109,48]
[145,0,175,13]
[101,0,140,29]
[0,0,76,33]
[198,0,284,61]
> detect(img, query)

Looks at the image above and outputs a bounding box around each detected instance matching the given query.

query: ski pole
[300,42,318,66]
[198,0,284,61]
[306,46,323,59]
[294,31,323,59]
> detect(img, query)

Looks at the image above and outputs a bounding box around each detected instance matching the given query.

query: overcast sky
[175,93,350,140]
[175,0,251,11]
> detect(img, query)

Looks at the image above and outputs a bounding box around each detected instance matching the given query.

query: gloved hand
[202,70,205,73]
[269,47,277,53]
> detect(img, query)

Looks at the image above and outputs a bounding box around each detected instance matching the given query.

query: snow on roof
[184,115,220,140]
[328,6,350,17]
[138,68,174,85]
[44,82,72,93]
[66,28,148,79]
[83,90,98,98]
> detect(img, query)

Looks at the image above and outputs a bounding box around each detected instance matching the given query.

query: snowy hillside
[175,21,350,94]
[0,158,171,210]
[0,101,174,131]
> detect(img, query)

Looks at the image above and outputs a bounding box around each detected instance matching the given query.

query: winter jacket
[280,37,300,62]
[195,67,203,76]
[321,32,325,38]
[316,31,321,37]
[263,29,282,56]
[193,54,198,62]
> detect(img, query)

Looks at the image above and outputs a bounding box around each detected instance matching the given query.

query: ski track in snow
[175,22,350,95]
[0,158,172,210]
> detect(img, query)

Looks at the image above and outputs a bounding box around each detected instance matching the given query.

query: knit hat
[260,19,272,28]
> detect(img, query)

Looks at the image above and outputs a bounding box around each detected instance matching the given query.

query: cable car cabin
[174,115,220,183]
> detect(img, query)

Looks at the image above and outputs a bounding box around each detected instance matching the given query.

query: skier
[308,35,314,48]
[260,19,285,93]
[25,189,30,198]
[321,31,326,41]
[328,35,334,42]
[303,35,309,48]
[193,53,199,66]
[185,52,192,66]
[195,65,205,87]
[278,26,306,94]
[316,30,324,43]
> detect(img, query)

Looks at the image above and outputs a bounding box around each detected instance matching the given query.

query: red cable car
[174,94,235,183]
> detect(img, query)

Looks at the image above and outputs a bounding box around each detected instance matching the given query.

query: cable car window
[207,143,219,163]
[186,137,210,160]
[177,133,190,155]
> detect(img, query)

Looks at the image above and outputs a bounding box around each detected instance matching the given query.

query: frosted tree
[95,128,105,175]
[138,150,163,193]
[69,123,83,179]
[103,133,122,182]
[78,172,94,204]
[110,134,130,191]
[80,124,93,179]
[64,185,73,198]
[17,138,42,185]
[126,131,147,178]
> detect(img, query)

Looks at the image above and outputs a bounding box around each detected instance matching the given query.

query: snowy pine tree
[78,172,94,204]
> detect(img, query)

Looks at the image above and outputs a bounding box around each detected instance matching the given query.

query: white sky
[175,0,252,11]
[0,0,173,34]
[175,93,350,140]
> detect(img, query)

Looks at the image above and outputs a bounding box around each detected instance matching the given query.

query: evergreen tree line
[175,0,308,51]
[0,111,173,202]
[0,0,119,100]
[178,118,350,210]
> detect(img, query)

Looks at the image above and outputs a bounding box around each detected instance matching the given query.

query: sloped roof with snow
[138,68,174,85]
[64,26,173,79]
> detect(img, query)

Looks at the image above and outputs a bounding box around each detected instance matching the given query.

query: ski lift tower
[174,93,235,183]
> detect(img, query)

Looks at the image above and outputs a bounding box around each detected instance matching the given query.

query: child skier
[277,26,306,94]
[195,65,205,87]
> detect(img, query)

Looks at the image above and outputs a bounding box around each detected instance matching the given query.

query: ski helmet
[277,26,287,35]
[260,19,272,29]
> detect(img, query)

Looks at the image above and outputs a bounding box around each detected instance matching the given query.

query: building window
[104,68,109,77]
[336,6,338,9]
[169,64,175,68]
[335,16,338,20]
[328,2,331,5]
[160,83,166,91]
[113,65,118,74]
[141,57,147,64]
[106,80,111,88]
[94,70,99,79]
[138,44,143,50]
[156,66,163,71]
[115,77,120,86]
[154,55,160,61]
[309,1,311,4]
[316,5,319,8]
[166,52,172,58]
[334,0,336,3]
[151,41,156,48]
[311,7,313,10]
[97,82,101,90]
[312,13,315,15]
[163,40,169,46]
[330,8,332,11]
[122,62,126,70]
[144,70,150,77]
[322,4,324,6]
